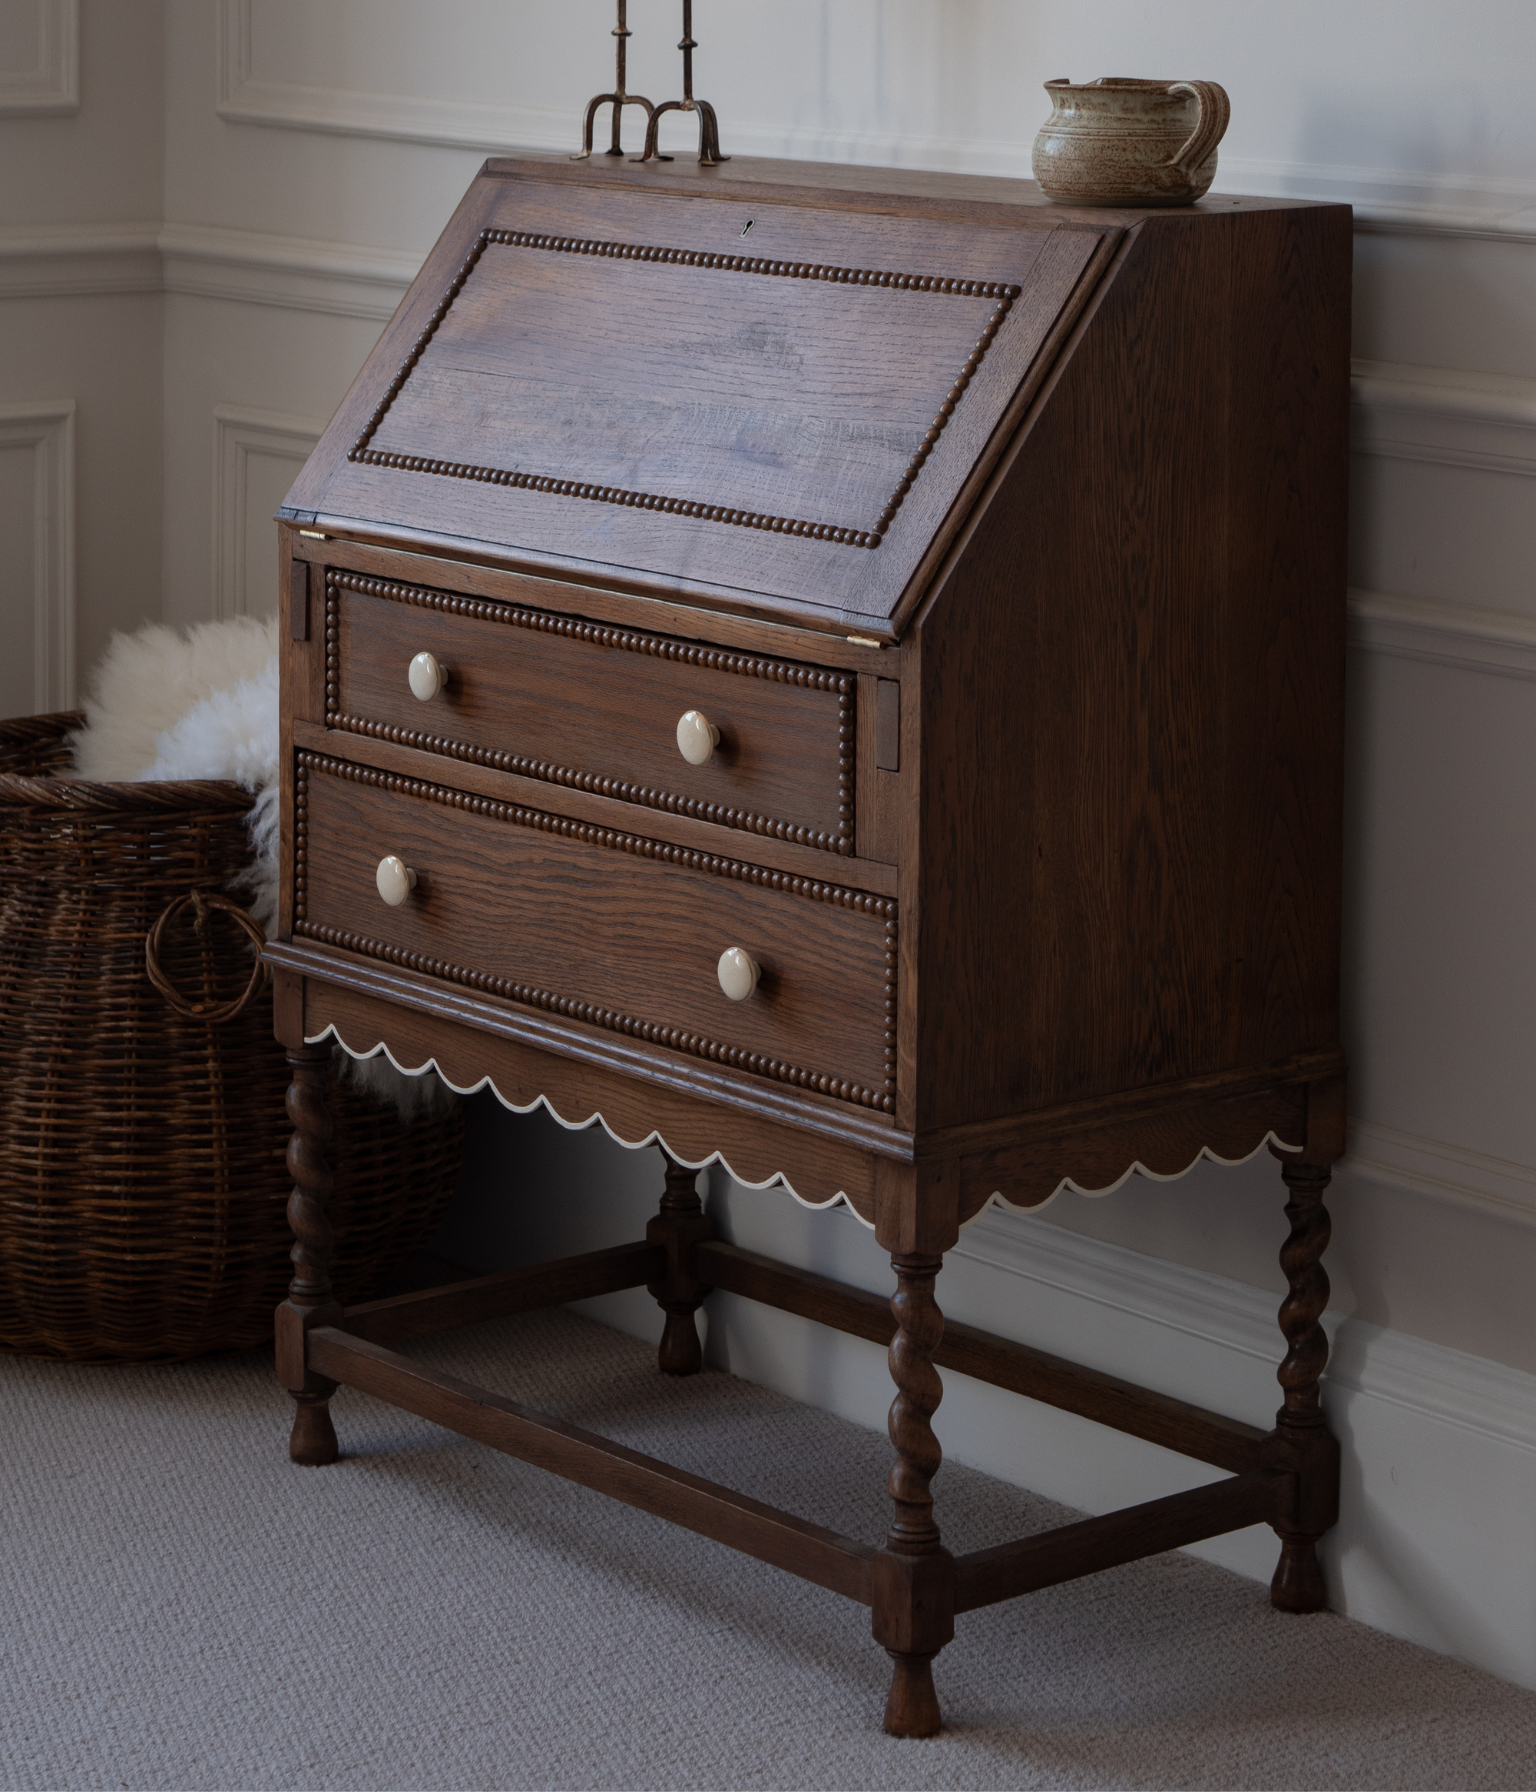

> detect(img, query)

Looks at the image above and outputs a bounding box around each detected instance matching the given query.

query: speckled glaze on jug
[1032,77,1231,207]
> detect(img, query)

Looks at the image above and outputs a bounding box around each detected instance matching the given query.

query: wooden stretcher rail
[953,1469,1284,1612]
[307,1327,877,1605]
[340,1241,664,1347]
[695,1239,1266,1475]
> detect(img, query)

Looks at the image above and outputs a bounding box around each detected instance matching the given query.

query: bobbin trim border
[348,228,1020,550]
[293,750,898,1112]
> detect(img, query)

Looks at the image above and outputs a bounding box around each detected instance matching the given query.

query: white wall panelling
[1346,1119,1536,1230]
[215,0,567,153]
[0,223,161,299]
[0,0,78,116]
[0,224,419,318]
[160,224,420,321]
[1352,360,1536,478]
[1347,589,1536,683]
[208,0,1536,241]
[212,405,324,621]
[0,399,74,714]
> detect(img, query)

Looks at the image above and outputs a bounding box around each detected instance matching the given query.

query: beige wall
[6,0,1536,1682]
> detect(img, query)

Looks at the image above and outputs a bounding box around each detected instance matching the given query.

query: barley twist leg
[274,1044,343,1466]
[873,1253,953,1738]
[1266,1159,1341,1611]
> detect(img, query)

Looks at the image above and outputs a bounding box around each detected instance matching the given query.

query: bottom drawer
[294,752,896,1112]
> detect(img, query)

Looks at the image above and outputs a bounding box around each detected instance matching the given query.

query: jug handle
[1167,81,1231,175]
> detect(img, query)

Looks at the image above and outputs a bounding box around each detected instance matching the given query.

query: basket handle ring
[145,889,270,1024]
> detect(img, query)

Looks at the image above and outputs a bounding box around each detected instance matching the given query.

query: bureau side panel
[1219,205,1350,1069]
[912,207,1349,1130]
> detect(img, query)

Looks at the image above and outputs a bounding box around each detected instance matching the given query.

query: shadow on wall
[428,1090,669,1276]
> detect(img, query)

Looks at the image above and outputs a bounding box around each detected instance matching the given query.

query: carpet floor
[3,1307,1534,1791]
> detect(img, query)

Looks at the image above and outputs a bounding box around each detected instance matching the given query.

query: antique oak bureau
[267,153,1349,1737]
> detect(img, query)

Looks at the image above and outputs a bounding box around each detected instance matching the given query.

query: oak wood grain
[286,167,1112,632]
[273,947,894,1217]
[910,205,1350,1133]
[287,527,905,662]
[292,716,898,897]
[330,569,854,852]
[295,752,896,1110]
[274,161,1351,1731]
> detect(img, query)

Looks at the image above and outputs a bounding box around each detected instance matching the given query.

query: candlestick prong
[634,1,730,166]
[572,0,656,160]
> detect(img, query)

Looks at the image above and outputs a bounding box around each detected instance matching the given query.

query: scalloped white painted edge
[307,1024,862,1219]
[978,1128,1305,1225]
[307,1026,1303,1233]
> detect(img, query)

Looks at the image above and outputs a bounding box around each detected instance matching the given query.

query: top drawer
[323,569,854,854]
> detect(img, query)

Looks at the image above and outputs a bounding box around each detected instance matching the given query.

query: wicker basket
[0,712,465,1361]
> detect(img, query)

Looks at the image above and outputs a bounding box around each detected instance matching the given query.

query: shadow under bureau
[265,153,1350,1737]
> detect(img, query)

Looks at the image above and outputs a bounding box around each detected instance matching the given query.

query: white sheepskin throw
[68,616,452,1121]
[69,616,278,784]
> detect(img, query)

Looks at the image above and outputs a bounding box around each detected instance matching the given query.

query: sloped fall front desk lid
[282,158,1115,638]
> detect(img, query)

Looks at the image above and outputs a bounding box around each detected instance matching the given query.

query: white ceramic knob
[408,651,446,701]
[375,855,418,907]
[716,947,760,1002]
[676,709,721,765]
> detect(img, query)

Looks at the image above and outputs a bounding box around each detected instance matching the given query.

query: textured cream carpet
[3,1307,1535,1791]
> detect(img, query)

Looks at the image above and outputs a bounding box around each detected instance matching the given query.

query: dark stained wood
[1221,208,1350,1073]
[291,530,898,675]
[874,679,900,772]
[647,1155,712,1374]
[288,559,310,642]
[953,1469,1283,1612]
[909,204,1351,1133]
[273,1042,342,1467]
[286,164,1115,633]
[1265,1159,1340,1613]
[340,1241,663,1347]
[307,1326,877,1604]
[695,1240,1265,1474]
[291,718,898,898]
[331,568,855,853]
[295,750,896,1112]
[273,156,1350,1737]
[873,1253,952,1737]
[267,941,901,1201]
[481,150,1346,231]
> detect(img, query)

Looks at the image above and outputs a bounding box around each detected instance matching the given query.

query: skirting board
[571,1192,1536,1694]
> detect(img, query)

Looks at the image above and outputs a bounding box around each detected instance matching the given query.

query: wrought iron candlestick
[572,0,655,160]
[637,1,729,166]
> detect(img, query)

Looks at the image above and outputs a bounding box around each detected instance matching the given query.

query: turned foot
[883,1651,943,1739]
[646,1152,712,1376]
[658,1309,703,1376]
[1271,1533,1327,1612]
[289,1392,339,1466]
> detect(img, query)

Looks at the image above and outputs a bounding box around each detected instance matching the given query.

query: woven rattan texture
[0,714,464,1362]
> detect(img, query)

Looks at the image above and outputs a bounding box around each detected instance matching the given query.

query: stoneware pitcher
[1032,77,1231,207]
